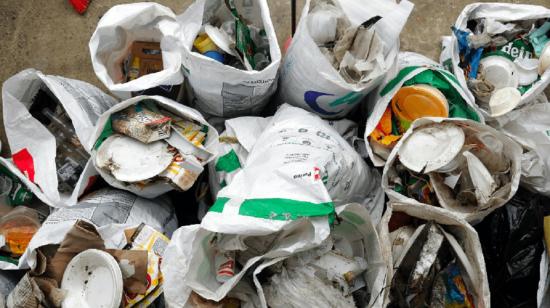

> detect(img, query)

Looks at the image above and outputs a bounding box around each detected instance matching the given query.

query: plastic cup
[61,249,123,308]
[479,56,519,90]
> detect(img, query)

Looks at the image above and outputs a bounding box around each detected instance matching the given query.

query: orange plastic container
[0,207,40,256]
[391,85,449,132]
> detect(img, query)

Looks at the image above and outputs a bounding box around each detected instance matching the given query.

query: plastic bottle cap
[61,249,123,308]
[479,56,519,89]
[539,42,550,75]
[514,58,539,86]
[398,123,465,173]
[203,51,225,63]
[391,85,449,132]
[193,33,217,54]
[95,135,173,182]
[488,87,522,117]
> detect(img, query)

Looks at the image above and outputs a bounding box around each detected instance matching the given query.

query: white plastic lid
[61,249,123,308]
[488,87,522,117]
[96,135,173,182]
[398,123,465,173]
[514,58,539,86]
[479,56,519,89]
[539,42,550,75]
[205,24,238,57]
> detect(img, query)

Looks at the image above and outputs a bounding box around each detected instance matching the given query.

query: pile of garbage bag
[1,0,550,307]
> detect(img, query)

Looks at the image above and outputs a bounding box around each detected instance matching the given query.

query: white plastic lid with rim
[205,24,238,57]
[398,123,465,174]
[539,42,550,75]
[488,87,522,117]
[514,58,539,86]
[61,249,123,308]
[96,135,173,182]
[479,56,519,90]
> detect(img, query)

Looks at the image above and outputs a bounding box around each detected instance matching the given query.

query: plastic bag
[88,95,219,198]
[2,69,117,207]
[378,201,490,307]
[201,104,378,235]
[449,3,550,120]
[475,187,546,307]
[279,0,413,119]
[364,52,483,167]
[178,0,281,117]
[89,2,184,99]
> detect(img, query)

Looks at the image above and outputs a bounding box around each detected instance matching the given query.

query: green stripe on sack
[94,116,114,150]
[215,149,242,173]
[209,197,334,221]
[379,66,421,97]
[210,197,230,213]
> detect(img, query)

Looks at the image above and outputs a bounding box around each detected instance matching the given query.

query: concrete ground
[0,0,549,151]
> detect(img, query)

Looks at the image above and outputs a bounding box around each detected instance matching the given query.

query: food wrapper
[123,224,170,307]
[166,117,211,162]
[112,102,172,144]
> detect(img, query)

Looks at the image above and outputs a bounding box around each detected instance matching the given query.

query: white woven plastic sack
[17,188,177,272]
[382,117,522,224]
[89,2,184,99]
[2,69,117,208]
[378,201,490,308]
[450,3,550,119]
[161,216,330,306]
[209,115,359,198]
[279,0,413,119]
[88,95,219,198]
[178,0,281,117]
[490,94,550,196]
[364,52,483,167]
[201,104,377,236]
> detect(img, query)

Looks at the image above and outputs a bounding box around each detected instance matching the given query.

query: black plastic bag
[475,187,546,308]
